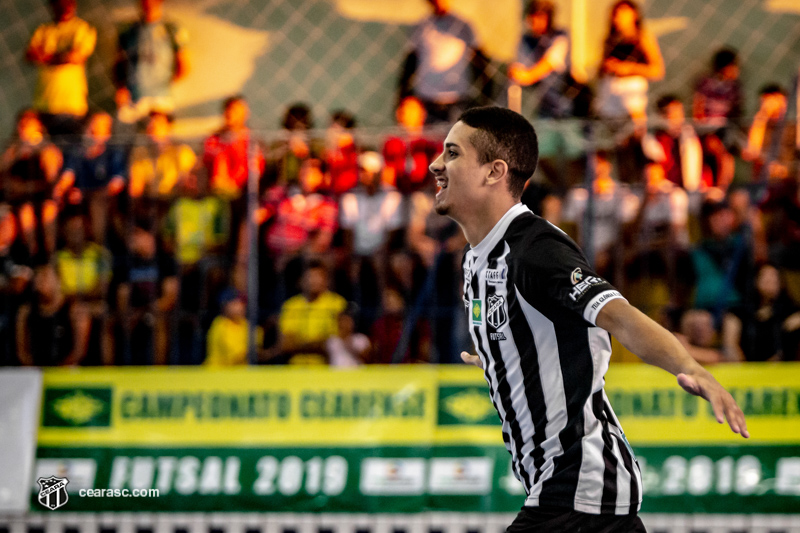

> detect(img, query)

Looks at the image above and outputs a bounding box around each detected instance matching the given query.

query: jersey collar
[471,203,530,260]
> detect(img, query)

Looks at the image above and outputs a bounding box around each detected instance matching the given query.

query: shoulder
[320,291,347,309]
[505,214,583,269]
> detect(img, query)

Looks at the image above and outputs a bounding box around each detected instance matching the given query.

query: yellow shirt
[29,17,96,116]
[56,243,111,297]
[279,291,347,364]
[204,316,263,367]
[129,144,196,198]
[164,196,229,265]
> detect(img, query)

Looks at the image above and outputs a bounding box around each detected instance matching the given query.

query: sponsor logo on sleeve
[570,267,583,285]
[569,276,607,302]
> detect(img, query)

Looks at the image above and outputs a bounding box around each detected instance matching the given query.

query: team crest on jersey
[486,294,507,329]
[571,267,583,285]
[471,299,482,325]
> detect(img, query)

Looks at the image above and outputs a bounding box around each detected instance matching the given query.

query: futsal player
[430,106,748,532]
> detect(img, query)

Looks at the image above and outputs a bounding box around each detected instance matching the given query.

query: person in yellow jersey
[276,260,346,365]
[204,288,263,366]
[26,0,96,140]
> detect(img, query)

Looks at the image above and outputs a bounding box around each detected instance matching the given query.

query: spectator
[0,206,32,365]
[741,263,800,361]
[262,153,338,301]
[673,309,730,364]
[203,96,265,200]
[275,261,347,365]
[55,212,112,306]
[561,151,640,278]
[59,112,127,243]
[692,48,743,189]
[368,287,430,364]
[163,167,229,269]
[114,224,178,364]
[203,96,265,265]
[26,0,96,141]
[269,103,323,189]
[1,110,62,260]
[114,0,190,125]
[326,303,371,367]
[508,0,573,119]
[398,0,493,124]
[324,110,359,196]
[743,84,795,182]
[693,48,744,133]
[383,96,441,194]
[204,288,263,366]
[129,110,195,201]
[651,95,707,192]
[406,169,467,362]
[596,0,664,124]
[55,211,113,364]
[16,263,90,366]
[339,151,405,323]
[689,199,751,350]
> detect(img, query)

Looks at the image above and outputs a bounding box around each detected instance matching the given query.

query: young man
[430,106,748,532]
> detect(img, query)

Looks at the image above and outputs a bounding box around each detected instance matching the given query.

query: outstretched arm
[596,298,749,438]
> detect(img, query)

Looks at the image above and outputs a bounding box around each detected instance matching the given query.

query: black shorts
[506,506,647,533]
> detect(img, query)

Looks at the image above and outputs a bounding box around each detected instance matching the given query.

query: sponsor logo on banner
[43,388,112,427]
[486,294,507,329]
[437,386,497,426]
[37,476,69,510]
[471,299,482,325]
[360,458,426,495]
[428,458,494,494]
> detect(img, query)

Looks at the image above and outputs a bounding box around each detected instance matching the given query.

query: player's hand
[461,351,483,369]
[677,372,749,438]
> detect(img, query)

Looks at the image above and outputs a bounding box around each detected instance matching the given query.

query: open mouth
[436,177,448,191]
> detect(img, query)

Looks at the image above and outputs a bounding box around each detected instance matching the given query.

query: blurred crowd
[1,0,799,367]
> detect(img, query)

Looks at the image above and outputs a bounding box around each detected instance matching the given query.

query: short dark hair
[759,83,785,97]
[222,94,246,112]
[457,106,538,199]
[712,48,738,72]
[283,103,313,130]
[656,94,681,114]
[526,1,555,32]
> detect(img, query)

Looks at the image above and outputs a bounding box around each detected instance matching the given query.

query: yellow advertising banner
[39,363,800,447]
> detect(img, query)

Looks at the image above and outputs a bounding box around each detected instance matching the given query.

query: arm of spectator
[673,332,722,364]
[157,276,179,313]
[470,48,494,104]
[721,313,745,362]
[604,31,664,80]
[54,169,76,201]
[15,304,34,366]
[692,90,707,122]
[597,298,749,438]
[58,24,96,65]
[398,51,419,103]
[25,26,51,65]
[743,101,772,161]
[174,48,191,82]
[508,35,568,86]
[41,145,63,184]
[61,302,90,366]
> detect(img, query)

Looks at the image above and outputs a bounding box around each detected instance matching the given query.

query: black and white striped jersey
[462,203,642,515]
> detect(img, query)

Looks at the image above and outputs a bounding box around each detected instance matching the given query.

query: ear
[485,159,510,186]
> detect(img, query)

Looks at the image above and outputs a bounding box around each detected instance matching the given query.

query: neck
[457,197,518,247]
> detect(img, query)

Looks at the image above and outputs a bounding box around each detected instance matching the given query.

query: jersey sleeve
[519,233,626,326]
